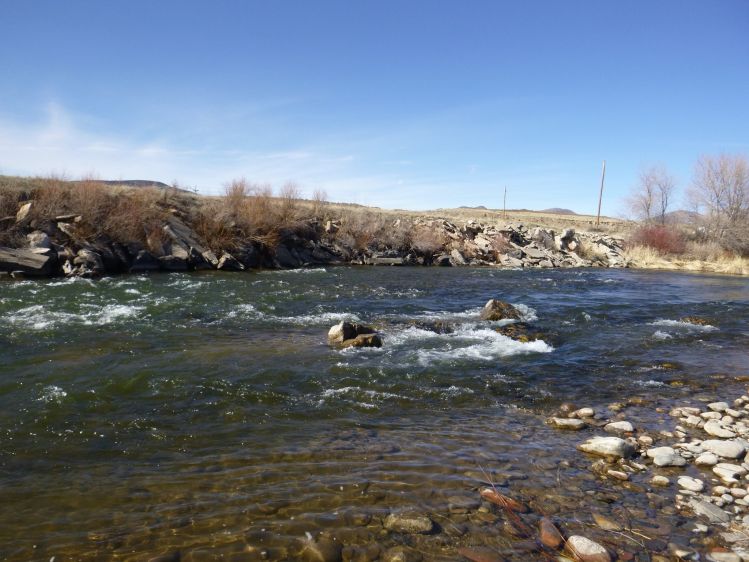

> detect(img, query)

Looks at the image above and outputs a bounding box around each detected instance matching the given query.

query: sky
[1,1,747,214]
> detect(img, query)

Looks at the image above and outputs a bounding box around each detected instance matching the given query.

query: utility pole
[503,186,507,220]
[596,160,606,227]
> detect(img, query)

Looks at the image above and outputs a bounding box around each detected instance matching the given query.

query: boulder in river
[328,322,381,348]
[479,299,521,321]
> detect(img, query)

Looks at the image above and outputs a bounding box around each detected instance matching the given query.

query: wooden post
[503,186,507,220]
[596,160,606,226]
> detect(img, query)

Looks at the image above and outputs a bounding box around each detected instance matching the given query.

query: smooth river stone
[578,437,635,459]
[604,421,634,433]
[646,446,687,467]
[702,440,746,459]
[548,417,587,430]
[696,452,719,466]
[709,402,730,412]
[704,420,737,438]
[565,535,611,562]
[678,476,705,492]
[384,513,434,534]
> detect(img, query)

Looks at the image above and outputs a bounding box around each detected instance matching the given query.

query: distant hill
[664,210,701,225]
[458,205,488,210]
[95,180,174,189]
[541,208,578,215]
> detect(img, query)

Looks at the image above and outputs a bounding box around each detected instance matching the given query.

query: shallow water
[1,267,748,561]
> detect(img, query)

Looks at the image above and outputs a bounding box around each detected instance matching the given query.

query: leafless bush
[311,188,328,219]
[627,165,675,224]
[629,225,686,255]
[687,154,749,254]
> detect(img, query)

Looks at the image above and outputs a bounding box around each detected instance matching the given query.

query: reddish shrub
[629,225,686,255]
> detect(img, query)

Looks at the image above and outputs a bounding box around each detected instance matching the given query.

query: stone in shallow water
[578,436,635,459]
[696,452,719,466]
[651,475,670,487]
[688,498,731,523]
[678,476,705,492]
[709,402,730,412]
[538,517,563,549]
[704,420,737,438]
[573,407,595,419]
[604,421,634,433]
[384,513,434,534]
[646,446,687,467]
[702,439,746,459]
[548,417,587,430]
[565,535,611,562]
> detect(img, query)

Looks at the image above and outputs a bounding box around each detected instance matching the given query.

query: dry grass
[625,244,749,275]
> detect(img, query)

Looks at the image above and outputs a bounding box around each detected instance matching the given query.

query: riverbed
[1,267,748,561]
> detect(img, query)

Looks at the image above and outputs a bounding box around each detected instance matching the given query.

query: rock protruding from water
[479,299,521,321]
[565,535,611,562]
[328,322,382,348]
[577,436,635,460]
[0,246,54,276]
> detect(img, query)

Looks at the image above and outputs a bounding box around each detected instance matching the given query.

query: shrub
[629,225,686,255]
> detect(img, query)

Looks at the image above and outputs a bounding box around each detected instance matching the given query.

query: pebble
[696,452,719,466]
[538,517,563,549]
[606,469,629,481]
[701,439,746,459]
[709,402,730,412]
[573,407,596,419]
[604,421,634,433]
[383,513,434,534]
[651,475,670,487]
[565,536,611,562]
[646,446,687,467]
[578,436,635,459]
[678,476,705,492]
[707,551,742,562]
[548,417,587,430]
[702,411,723,420]
[688,498,731,523]
[704,420,737,438]
[638,435,654,447]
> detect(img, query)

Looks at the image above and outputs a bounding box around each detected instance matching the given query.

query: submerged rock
[538,517,564,548]
[701,439,746,459]
[604,421,634,433]
[479,299,521,321]
[383,512,434,534]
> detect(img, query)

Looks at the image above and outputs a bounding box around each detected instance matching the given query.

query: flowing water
[1,267,748,561]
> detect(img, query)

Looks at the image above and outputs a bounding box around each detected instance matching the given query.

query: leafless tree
[628,165,675,224]
[688,154,749,252]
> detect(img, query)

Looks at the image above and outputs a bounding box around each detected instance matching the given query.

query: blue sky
[1,1,747,214]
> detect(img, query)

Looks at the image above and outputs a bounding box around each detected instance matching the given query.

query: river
[1,267,748,561]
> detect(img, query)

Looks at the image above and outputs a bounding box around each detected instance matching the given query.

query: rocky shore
[0,198,627,279]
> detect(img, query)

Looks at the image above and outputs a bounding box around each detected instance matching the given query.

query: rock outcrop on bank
[1,199,627,279]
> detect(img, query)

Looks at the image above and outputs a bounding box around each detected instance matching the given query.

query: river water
[1,267,748,561]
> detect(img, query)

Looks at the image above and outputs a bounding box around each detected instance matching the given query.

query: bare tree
[628,165,675,224]
[687,154,749,250]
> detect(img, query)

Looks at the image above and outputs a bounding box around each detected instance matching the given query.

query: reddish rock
[538,517,564,549]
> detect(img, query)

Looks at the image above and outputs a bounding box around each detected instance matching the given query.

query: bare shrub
[311,188,328,219]
[629,225,686,255]
[684,240,725,262]
[688,154,749,254]
[627,165,675,224]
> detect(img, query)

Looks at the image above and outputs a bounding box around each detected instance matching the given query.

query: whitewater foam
[651,319,717,331]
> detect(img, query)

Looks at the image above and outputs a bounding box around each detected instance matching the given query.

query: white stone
[709,402,730,412]
[573,407,595,419]
[678,476,705,492]
[651,475,670,487]
[702,411,723,420]
[702,440,746,459]
[565,536,611,562]
[704,420,737,439]
[646,446,687,467]
[696,452,720,466]
[604,421,633,433]
[578,436,635,459]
